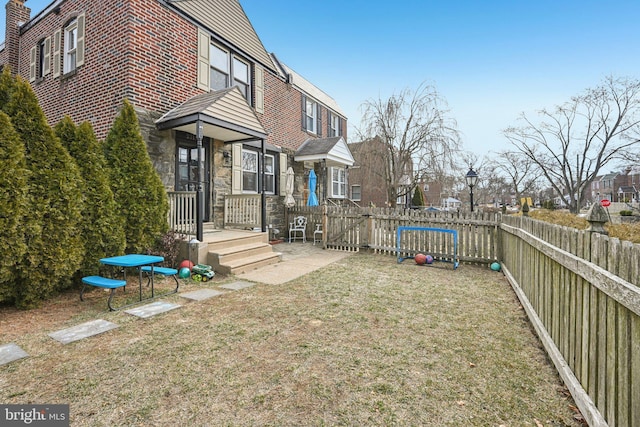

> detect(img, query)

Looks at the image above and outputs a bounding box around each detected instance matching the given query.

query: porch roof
[155,86,268,142]
[294,136,355,167]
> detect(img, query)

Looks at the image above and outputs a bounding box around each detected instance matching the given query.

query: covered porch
[156,86,270,241]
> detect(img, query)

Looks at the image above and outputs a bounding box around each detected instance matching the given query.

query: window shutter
[255,65,264,114]
[76,13,85,67]
[279,153,287,195]
[29,46,37,82]
[338,117,343,136]
[301,95,307,130]
[197,28,210,91]
[52,29,61,78]
[231,143,243,194]
[327,111,332,136]
[317,105,322,137]
[43,37,51,75]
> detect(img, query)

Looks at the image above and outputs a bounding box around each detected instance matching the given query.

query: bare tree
[488,150,542,206]
[356,83,460,207]
[504,76,640,213]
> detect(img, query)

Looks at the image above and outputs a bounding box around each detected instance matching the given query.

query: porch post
[196,119,204,241]
[261,138,267,232]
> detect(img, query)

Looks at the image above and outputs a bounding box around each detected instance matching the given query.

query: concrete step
[205,231,268,249]
[209,242,274,265]
[214,251,282,275]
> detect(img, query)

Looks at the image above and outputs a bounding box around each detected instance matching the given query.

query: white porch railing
[224,194,261,229]
[167,191,196,237]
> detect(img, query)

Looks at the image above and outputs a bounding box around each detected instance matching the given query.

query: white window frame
[63,19,78,74]
[264,154,275,194]
[330,114,340,137]
[305,98,317,134]
[242,149,258,193]
[351,185,361,201]
[330,167,346,198]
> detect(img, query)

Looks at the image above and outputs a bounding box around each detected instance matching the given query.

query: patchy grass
[530,209,640,243]
[1,253,581,426]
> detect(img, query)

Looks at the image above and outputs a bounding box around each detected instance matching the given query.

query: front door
[176,132,210,221]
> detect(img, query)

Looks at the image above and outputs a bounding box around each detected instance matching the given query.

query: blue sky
[3,0,640,156]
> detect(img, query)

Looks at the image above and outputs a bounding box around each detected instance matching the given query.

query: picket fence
[288,206,500,264]
[287,205,640,427]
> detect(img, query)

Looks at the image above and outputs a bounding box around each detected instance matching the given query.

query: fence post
[586,203,609,236]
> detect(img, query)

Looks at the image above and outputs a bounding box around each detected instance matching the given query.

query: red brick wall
[6,0,347,151]
[11,0,201,139]
[2,0,32,73]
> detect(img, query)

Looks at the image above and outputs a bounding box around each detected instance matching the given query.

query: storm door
[176,132,210,222]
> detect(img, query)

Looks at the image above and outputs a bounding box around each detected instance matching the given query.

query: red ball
[179,260,194,271]
[415,253,427,265]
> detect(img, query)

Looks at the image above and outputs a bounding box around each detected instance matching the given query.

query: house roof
[618,186,637,193]
[168,0,275,71]
[156,86,268,141]
[294,136,354,167]
[271,54,346,118]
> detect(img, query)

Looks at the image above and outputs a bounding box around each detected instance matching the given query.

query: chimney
[4,0,31,75]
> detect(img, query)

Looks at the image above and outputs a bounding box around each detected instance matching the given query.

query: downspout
[261,138,267,232]
[196,118,204,241]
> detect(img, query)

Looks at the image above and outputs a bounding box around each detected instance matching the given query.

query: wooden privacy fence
[287,206,500,263]
[501,215,640,427]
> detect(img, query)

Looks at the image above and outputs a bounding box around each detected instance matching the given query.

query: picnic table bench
[80,276,127,311]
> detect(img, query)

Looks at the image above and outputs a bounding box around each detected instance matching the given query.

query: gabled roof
[169,0,275,71]
[294,136,354,167]
[156,86,267,141]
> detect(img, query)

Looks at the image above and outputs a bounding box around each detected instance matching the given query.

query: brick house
[1,0,353,240]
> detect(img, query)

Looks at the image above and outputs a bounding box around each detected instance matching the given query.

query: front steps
[204,230,282,275]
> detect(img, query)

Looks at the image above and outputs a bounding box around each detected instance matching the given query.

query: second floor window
[330,113,340,137]
[304,98,317,134]
[64,19,78,74]
[210,44,251,101]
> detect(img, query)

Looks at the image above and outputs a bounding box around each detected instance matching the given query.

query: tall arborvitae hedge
[0,112,29,304]
[104,100,168,253]
[56,117,126,279]
[412,186,425,208]
[2,76,84,308]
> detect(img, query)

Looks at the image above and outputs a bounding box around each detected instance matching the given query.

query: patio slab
[124,301,181,318]
[0,343,29,366]
[49,319,119,344]
[180,289,225,301]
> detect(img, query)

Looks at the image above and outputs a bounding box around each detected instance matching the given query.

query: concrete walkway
[236,242,352,284]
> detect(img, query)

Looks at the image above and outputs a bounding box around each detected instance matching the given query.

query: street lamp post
[465,167,478,212]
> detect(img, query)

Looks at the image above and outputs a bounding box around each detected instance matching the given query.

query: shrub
[2,77,84,308]
[104,100,169,253]
[620,210,633,216]
[146,231,184,268]
[0,112,28,304]
[55,117,126,281]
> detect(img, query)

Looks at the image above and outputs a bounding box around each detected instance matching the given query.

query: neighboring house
[348,137,417,208]
[1,0,352,238]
